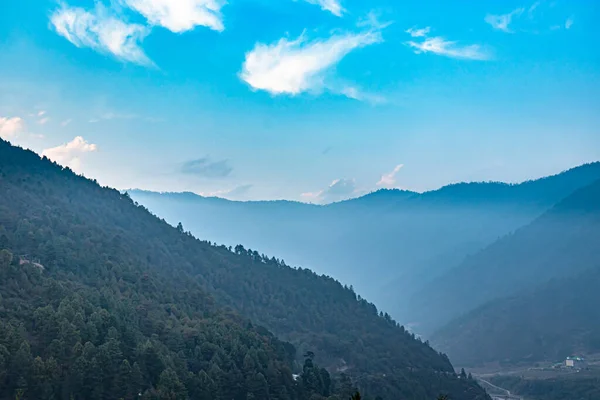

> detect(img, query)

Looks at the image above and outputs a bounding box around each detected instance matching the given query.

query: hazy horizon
[2,0,599,203]
[124,160,599,203]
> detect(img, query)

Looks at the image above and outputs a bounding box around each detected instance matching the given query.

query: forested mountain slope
[0,138,489,400]
[414,178,600,336]
[130,162,600,326]
[432,266,600,366]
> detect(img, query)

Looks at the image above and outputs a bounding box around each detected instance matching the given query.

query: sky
[1,0,599,203]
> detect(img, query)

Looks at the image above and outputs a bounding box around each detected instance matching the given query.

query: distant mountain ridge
[0,138,490,400]
[432,266,600,366]
[129,162,600,329]
[411,177,600,335]
[131,162,600,207]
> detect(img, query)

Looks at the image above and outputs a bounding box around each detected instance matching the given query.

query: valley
[2,0,598,397]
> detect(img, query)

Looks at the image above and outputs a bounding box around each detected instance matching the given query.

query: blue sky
[1,0,599,202]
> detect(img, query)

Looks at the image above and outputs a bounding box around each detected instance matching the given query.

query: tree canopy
[0,138,490,399]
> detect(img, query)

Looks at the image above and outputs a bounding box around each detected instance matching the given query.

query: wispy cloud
[377,164,404,187]
[240,28,382,99]
[528,1,541,16]
[200,184,253,199]
[38,117,50,125]
[42,136,98,173]
[38,110,46,117]
[302,178,358,203]
[485,7,524,33]
[406,26,430,38]
[302,0,344,17]
[50,3,152,66]
[486,3,574,34]
[181,157,233,178]
[88,112,162,123]
[407,36,491,60]
[565,16,574,29]
[340,86,386,104]
[123,0,225,33]
[100,112,138,120]
[0,116,25,140]
[61,119,73,127]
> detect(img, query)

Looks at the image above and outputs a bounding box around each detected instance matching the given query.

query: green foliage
[130,162,600,335]
[0,138,489,400]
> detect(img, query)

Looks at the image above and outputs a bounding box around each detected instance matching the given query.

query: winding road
[475,376,522,400]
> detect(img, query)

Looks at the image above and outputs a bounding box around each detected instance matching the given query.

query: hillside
[130,162,600,327]
[411,178,600,336]
[0,138,490,399]
[432,267,600,366]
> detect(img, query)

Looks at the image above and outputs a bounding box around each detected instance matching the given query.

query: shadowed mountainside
[414,177,600,336]
[130,162,600,330]
[0,138,490,400]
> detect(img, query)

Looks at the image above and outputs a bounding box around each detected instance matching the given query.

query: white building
[565,356,585,368]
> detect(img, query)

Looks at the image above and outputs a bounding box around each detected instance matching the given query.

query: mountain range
[0,138,489,399]
[129,162,600,335]
[430,178,600,366]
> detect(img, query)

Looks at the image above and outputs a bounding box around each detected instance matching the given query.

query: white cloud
[340,86,385,104]
[487,4,574,34]
[50,3,152,66]
[377,164,404,187]
[42,136,98,173]
[38,117,50,125]
[38,110,46,117]
[301,191,322,200]
[407,36,491,60]
[406,26,430,38]
[302,178,357,203]
[0,117,25,139]
[565,16,574,30]
[61,119,73,127]
[528,1,541,15]
[485,8,524,33]
[303,0,344,17]
[123,0,225,33]
[200,184,253,199]
[240,29,382,98]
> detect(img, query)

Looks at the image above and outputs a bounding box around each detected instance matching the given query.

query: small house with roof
[565,356,586,368]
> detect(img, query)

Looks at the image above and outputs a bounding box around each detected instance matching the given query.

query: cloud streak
[50,3,152,66]
[240,28,382,99]
[201,184,253,199]
[377,164,404,187]
[302,178,357,203]
[486,3,574,34]
[406,26,430,38]
[303,0,344,17]
[407,37,491,60]
[181,157,233,178]
[123,0,226,33]
[565,16,574,30]
[485,7,524,33]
